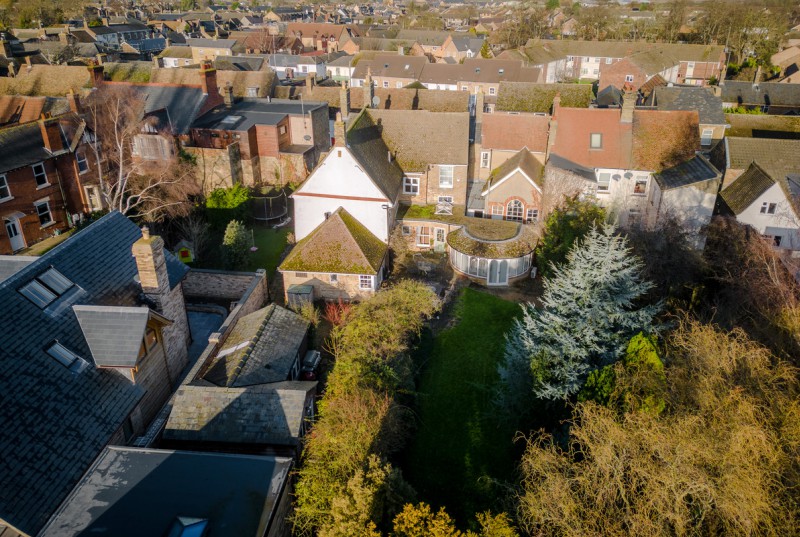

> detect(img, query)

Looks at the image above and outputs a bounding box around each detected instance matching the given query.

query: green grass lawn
[404,288,522,526]
[195,225,289,277]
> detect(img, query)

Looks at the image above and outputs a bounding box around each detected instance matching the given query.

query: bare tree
[84,84,200,221]
[540,165,593,220]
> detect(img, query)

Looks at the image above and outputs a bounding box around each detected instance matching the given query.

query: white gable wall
[736,182,800,250]
[293,147,394,242]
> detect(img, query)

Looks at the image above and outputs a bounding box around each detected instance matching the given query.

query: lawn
[404,288,522,526]
[195,224,289,277]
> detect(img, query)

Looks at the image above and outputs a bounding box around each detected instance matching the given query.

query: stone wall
[131,336,174,430]
[183,269,266,302]
[185,145,244,194]
[281,271,377,301]
[160,282,191,378]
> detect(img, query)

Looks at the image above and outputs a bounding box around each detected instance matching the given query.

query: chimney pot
[141,225,150,239]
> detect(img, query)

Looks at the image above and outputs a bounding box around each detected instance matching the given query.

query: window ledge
[40,221,57,230]
[0,196,13,204]
[36,183,51,190]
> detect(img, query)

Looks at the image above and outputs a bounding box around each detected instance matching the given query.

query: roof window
[498,68,504,75]
[19,267,74,308]
[46,341,86,371]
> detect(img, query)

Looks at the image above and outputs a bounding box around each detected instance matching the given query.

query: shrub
[205,184,251,229]
[324,299,352,327]
[222,220,249,269]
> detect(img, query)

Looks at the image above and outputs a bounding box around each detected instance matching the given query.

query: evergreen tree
[504,225,659,400]
[536,196,605,278]
[222,219,249,269]
[479,40,491,59]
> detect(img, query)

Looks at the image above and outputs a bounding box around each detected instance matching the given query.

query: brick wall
[255,124,281,157]
[599,58,646,91]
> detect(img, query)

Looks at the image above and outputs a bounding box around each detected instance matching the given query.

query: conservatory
[447,221,537,286]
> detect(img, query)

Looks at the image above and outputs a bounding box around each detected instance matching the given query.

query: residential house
[351,54,429,89]
[266,53,329,81]
[229,30,304,55]
[154,45,193,68]
[327,53,357,82]
[495,82,593,113]
[285,22,360,52]
[718,161,800,250]
[520,40,725,86]
[715,137,800,188]
[395,29,451,57]
[477,112,549,181]
[339,37,423,56]
[0,95,71,127]
[441,35,487,62]
[291,110,403,243]
[549,93,701,228]
[647,85,727,149]
[475,148,545,223]
[82,21,153,51]
[279,206,389,300]
[0,114,97,254]
[185,37,237,63]
[771,46,800,79]
[0,213,195,537]
[188,96,330,190]
[164,303,316,456]
[719,81,800,115]
[40,447,293,537]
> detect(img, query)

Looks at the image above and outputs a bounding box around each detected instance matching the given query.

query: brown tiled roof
[486,148,544,191]
[481,113,549,152]
[632,109,698,171]
[346,109,405,198]
[273,85,469,112]
[150,67,275,97]
[551,107,631,169]
[367,108,470,171]
[0,65,91,96]
[496,82,592,113]
[352,54,428,79]
[286,22,360,42]
[279,207,387,274]
[725,137,800,180]
[719,161,776,214]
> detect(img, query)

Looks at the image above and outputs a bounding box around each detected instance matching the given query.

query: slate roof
[280,207,388,274]
[481,113,549,152]
[719,161,776,214]
[367,108,470,170]
[73,306,153,368]
[485,148,544,192]
[201,304,309,387]
[186,37,237,49]
[720,81,800,108]
[0,117,72,173]
[595,84,622,107]
[164,382,316,445]
[651,86,725,125]
[40,447,293,537]
[0,255,37,282]
[654,154,721,190]
[213,54,265,71]
[191,98,327,132]
[345,109,404,199]
[0,211,186,537]
[131,84,207,135]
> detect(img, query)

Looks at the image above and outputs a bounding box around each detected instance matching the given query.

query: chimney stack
[88,62,104,87]
[199,61,223,110]
[333,111,346,147]
[305,74,315,91]
[223,81,234,107]
[339,80,350,117]
[39,117,65,153]
[67,89,81,114]
[552,92,561,118]
[621,91,635,124]
[132,226,171,296]
[364,67,374,109]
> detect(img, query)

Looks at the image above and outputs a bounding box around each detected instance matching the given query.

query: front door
[487,259,508,286]
[5,217,24,251]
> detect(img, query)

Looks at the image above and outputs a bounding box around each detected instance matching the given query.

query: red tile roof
[481,113,549,153]
[551,107,631,169]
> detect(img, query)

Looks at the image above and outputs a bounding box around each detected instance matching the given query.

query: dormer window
[590,133,602,149]
[138,327,158,359]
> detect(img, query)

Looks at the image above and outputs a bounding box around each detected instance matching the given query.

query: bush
[221,220,249,269]
[205,184,252,229]
[535,196,605,278]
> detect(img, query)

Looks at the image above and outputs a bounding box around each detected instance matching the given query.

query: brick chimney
[132,225,190,376]
[88,63,104,87]
[199,62,223,109]
[223,81,234,107]
[67,89,81,114]
[339,80,350,116]
[333,111,346,147]
[552,92,561,118]
[40,117,65,153]
[364,67,374,109]
[305,74,315,91]
[621,91,635,124]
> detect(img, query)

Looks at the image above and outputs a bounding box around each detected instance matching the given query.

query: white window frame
[383,81,389,88]
[247,86,259,97]
[403,176,419,195]
[597,172,611,192]
[359,274,373,290]
[701,128,713,147]
[417,226,431,247]
[439,165,454,188]
[625,74,634,83]
[32,163,48,187]
[438,195,453,204]
[0,174,11,201]
[488,87,496,95]
[85,185,102,212]
[633,176,648,195]
[760,202,777,215]
[491,205,503,216]
[506,199,523,221]
[35,199,54,226]
[480,151,490,168]
[526,208,538,223]
[605,57,612,64]
[329,273,338,283]
[76,152,89,173]
[590,133,602,149]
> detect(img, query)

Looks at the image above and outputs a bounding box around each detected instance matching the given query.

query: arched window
[506,200,523,222]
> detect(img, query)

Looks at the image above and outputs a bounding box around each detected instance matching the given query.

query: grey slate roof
[345,109,404,200]
[720,81,800,108]
[202,304,309,387]
[163,381,317,445]
[654,154,721,190]
[719,161,776,214]
[0,255,37,282]
[192,98,327,132]
[73,306,151,367]
[186,37,237,49]
[0,119,69,173]
[133,84,207,135]
[40,447,293,537]
[651,86,725,125]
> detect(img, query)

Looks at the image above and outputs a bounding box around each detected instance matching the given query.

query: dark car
[300,350,321,380]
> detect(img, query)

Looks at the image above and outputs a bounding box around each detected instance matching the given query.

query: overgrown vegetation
[535,196,606,278]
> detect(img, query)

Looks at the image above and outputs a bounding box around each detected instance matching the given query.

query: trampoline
[251,189,289,224]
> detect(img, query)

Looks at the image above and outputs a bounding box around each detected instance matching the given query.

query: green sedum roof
[280,207,387,274]
[447,220,538,258]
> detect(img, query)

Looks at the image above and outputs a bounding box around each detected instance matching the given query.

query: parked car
[300,350,321,380]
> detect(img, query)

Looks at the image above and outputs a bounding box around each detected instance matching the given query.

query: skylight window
[46,341,86,371]
[19,267,74,308]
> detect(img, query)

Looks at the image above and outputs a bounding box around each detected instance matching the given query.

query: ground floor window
[506,200,523,222]
[417,226,431,247]
[491,205,503,217]
[359,275,373,289]
[526,208,538,224]
[35,200,53,226]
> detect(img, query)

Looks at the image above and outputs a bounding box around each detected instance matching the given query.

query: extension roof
[484,148,544,193]
[719,161,776,214]
[201,304,309,387]
[367,108,470,171]
[280,207,387,274]
[40,447,293,537]
[653,154,721,190]
[650,86,725,125]
[192,97,326,131]
[481,113,549,152]
[164,381,317,445]
[0,212,187,537]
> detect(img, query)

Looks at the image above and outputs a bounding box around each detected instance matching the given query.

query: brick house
[351,54,429,89]
[476,112,549,181]
[0,115,96,254]
[477,148,544,223]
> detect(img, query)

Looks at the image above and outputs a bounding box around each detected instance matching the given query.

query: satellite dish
[303,134,312,141]
[372,95,380,107]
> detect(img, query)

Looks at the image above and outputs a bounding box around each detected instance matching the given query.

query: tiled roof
[725,137,800,179]
[367,108,470,170]
[486,148,544,191]
[0,65,91,97]
[631,109,698,171]
[40,447,293,537]
[280,207,388,274]
[150,67,275,98]
[274,85,470,112]
[551,107,631,169]
[481,113,549,152]
[396,29,451,46]
[522,39,724,65]
[202,304,309,387]
[346,109,404,198]
[0,212,160,536]
[651,86,725,125]
[164,381,316,445]
[725,114,800,138]
[719,161,776,214]
[352,54,428,79]
[186,37,237,48]
[720,81,800,107]
[496,82,592,113]
[654,154,720,190]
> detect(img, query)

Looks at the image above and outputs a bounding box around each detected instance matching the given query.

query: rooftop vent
[498,68,504,75]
